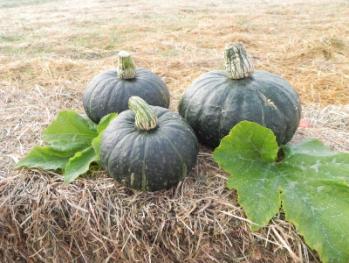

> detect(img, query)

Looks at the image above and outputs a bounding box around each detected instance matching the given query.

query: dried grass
[1,0,349,262]
[1,0,348,106]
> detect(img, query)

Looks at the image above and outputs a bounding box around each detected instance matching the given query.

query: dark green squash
[100,96,199,191]
[83,51,170,123]
[178,44,301,148]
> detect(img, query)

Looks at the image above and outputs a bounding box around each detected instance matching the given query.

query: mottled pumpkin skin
[178,70,301,148]
[100,107,199,191]
[83,68,170,123]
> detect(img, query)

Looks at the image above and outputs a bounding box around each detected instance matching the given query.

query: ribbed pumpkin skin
[83,68,170,123]
[100,106,199,191]
[178,70,301,148]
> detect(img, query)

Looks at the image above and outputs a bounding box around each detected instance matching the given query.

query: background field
[0,0,348,262]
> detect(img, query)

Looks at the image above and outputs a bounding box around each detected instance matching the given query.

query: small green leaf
[96,112,117,133]
[18,111,116,182]
[64,146,97,183]
[43,111,97,152]
[16,146,72,170]
[17,111,113,183]
[92,113,117,160]
[213,121,349,263]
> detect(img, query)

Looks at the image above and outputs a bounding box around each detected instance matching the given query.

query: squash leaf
[64,146,98,183]
[17,111,117,183]
[96,112,117,133]
[43,111,97,152]
[213,121,349,263]
[16,146,72,170]
[92,113,118,160]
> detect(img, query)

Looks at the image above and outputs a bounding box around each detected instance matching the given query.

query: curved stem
[117,51,136,79]
[224,43,254,79]
[128,96,158,131]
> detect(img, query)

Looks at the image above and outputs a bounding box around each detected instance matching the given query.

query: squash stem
[128,96,158,131]
[224,43,254,79]
[117,51,136,79]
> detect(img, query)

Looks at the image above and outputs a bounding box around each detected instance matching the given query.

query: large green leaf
[43,111,97,152]
[213,121,349,263]
[64,146,97,183]
[16,146,72,170]
[92,113,117,160]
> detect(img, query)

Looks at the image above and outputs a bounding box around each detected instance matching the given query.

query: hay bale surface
[1,105,348,262]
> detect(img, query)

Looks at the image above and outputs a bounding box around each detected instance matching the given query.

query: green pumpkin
[83,51,170,123]
[100,96,199,191]
[178,44,301,148]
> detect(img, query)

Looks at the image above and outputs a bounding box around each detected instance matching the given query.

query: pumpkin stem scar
[117,51,136,79]
[224,43,254,80]
[128,96,158,131]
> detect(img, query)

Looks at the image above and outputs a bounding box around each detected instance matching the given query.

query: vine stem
[128,96,158,131]
[117,51,136,79]
[224,43,254,79]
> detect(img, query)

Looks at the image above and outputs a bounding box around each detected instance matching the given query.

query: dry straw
[1,104,348,262]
